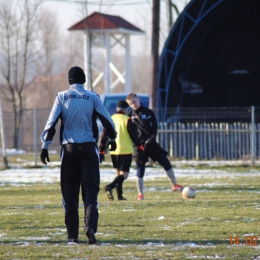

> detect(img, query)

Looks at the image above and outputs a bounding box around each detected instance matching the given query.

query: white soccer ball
[182,186,196,199]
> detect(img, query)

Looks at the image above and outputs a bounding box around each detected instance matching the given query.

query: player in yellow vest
[99,100,144,200]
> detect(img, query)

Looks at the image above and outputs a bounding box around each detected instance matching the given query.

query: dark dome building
[158,0,260,122]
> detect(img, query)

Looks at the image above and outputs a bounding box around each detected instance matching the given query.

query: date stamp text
[229,236,258,246]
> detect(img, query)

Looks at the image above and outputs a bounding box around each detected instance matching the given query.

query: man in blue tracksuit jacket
[40,66,117,245]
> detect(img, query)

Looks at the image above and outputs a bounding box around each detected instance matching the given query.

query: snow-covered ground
[1,148,260,186]
[0,148,58,155]
[1,166,260,186]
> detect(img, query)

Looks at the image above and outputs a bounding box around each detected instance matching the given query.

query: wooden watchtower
[68,12,144,93]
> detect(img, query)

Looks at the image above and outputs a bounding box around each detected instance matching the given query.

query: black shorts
[133,143,168,165]
[111,154,132,172]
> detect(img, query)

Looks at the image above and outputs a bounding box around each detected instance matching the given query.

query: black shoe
[104,186,114,201]
[85,227,97,245]
[67,238,78,245]
[118,196,127,201]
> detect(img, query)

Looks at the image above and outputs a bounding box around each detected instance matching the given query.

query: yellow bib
[110,113,133,155]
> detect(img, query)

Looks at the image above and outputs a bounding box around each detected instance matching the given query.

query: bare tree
[0,0,43,148]
[23,7,66,109]
[36,9,60,107]
[63,32,85,68]
[167,0,180,32]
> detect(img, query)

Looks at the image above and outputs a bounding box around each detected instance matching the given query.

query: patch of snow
[121,209,136,212]
[18,236,51,241]
[242,233,254,237]
[185,254,226,259]
[158,216,165,220]
[2,212,32,216]
[0,148,26,155]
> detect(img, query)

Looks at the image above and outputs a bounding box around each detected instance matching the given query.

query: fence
[0,106,260,165]
[2,108,61,152]
[157,106,260,164]
[158,122,258,162]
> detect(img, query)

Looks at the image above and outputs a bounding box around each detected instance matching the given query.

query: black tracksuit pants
[60,142,100,239]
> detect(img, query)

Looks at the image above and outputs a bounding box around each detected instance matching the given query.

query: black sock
[115,175,125,198]
[108,175,124,189]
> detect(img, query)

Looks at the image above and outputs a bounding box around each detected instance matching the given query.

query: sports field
[0,165,260,259]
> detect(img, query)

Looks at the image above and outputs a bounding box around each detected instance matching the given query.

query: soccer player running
[40,66,117,245]
[126,93,183,200]
[99,100,144,201]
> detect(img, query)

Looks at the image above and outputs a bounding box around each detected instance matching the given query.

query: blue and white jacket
[41,84,116,149]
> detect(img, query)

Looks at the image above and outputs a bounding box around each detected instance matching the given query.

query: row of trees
[0,0,85,148]
[0,0,182,149]
[0,0,44,148]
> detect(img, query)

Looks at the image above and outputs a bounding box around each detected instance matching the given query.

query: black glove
[145,136,155,144]
[107,140,117,151]
[144,137,153,151]
[40,148,50,165]
[99,152,105,164]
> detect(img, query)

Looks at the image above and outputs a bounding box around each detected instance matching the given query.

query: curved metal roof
[158,0,260,121]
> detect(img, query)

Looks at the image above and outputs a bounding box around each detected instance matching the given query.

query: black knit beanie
[68,66,86,84]
[117,100,129,110]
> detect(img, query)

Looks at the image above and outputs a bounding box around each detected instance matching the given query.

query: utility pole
[148,0,160,166]
[84,0,93,91]
[0,98,8,169]
[150,0,160,112]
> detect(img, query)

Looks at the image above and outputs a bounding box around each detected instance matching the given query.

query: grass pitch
[0,166,260,259]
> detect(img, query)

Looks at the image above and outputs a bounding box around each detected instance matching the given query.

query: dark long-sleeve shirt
[128,105,158,146]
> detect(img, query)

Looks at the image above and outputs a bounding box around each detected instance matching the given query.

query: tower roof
[68,12,144,35]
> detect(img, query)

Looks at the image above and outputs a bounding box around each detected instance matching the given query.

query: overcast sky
[42,0,188,55]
